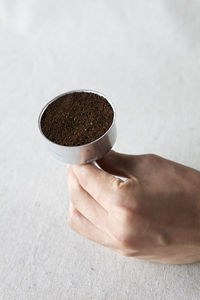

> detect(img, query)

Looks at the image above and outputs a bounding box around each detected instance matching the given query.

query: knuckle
[111,179,140,212]
[112,177,138,194]
[114,231,134,249]
[113,227,140,250]
[112,177,125,192]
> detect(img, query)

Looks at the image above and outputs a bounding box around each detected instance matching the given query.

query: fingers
[67,166,109,232]
[97,150,139,179]
[70,163,124,211]
[67,164,140,256]
[67,204,116,248]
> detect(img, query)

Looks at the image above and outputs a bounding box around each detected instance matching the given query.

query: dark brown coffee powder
[41,92,114,146]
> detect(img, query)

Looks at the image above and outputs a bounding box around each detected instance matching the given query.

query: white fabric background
[1,1,200,299]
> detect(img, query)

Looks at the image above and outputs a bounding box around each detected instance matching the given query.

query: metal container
[38,89,117,164]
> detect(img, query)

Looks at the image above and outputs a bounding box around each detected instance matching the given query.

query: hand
[67,151,200,264]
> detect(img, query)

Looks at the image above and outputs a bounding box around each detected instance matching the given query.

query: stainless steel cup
[38,89,117,164]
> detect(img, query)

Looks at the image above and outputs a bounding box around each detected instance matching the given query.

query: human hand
[67,151,200,264]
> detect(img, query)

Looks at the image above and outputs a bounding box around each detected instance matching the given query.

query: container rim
[38,89,116,148]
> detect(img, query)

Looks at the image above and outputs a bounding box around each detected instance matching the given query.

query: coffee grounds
[41,92,114,146]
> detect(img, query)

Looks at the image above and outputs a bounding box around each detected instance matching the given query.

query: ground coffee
[41,92,114,146]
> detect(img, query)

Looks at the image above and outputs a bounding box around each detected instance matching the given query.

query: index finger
[71,163,123,210]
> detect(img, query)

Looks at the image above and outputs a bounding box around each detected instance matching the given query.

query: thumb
[97,150,139,179]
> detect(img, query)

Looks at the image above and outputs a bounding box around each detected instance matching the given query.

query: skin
[67,151,200,264]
